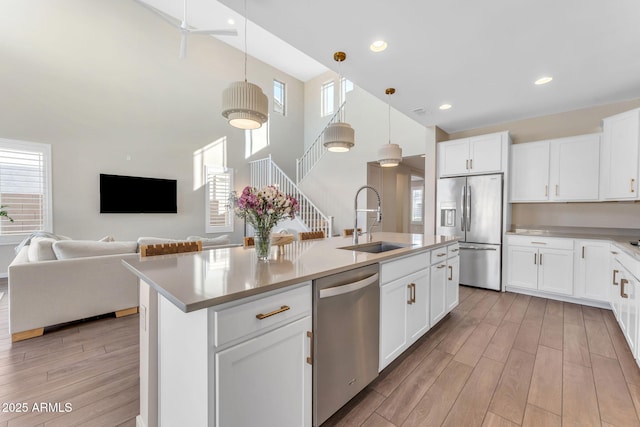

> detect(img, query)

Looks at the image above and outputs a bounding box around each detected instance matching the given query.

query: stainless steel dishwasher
[313,263,380,426]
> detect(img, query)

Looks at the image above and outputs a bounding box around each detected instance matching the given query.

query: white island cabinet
[153,282,312,427]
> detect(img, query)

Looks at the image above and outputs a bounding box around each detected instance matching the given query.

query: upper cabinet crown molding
[600,108,640,200]
[437,131,510,178]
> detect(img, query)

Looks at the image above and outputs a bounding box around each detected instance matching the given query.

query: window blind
[205,166,233,233]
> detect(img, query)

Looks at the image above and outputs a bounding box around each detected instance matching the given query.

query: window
[411,175,424,224]
[321,80,335,117]
[340,77,353,105]
[205,166,233,233]
[273,79,286,116]
[244,120,270,159]
[0,139,52,240]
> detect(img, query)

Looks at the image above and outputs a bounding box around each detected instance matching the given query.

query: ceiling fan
[135,0,238,59]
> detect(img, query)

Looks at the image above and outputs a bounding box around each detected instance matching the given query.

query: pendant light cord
[243,0,248,82]
[388,93,392,145]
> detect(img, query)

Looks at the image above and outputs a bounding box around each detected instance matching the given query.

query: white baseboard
[505,286,611,309]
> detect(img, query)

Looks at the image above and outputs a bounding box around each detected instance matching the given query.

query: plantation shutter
[205,166,233,233]
[0,139,52,237]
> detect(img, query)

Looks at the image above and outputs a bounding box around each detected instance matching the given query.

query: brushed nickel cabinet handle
[540,254,543,265]
[632,178,636,193]
[613,269,619,286]
[466,159,469,170]
[437,252,447,257]
[621,278,629,299]
[545,185,548,197]
[531,241,548,245]
[306,331,313,365]
[555,184,559,196]
[437,264,446,269]
[470,159,473,170]
[534,253,537,265]
[611,251,619,255]
[407,284,413,305]
[256,305,290,320]
[448,265,453,280]
[582,246,585,259]
[411,283,416,303]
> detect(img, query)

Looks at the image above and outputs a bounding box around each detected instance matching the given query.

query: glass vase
[254,229,273,261]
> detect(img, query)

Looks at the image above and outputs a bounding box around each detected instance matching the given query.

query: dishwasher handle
[319,273,379,299]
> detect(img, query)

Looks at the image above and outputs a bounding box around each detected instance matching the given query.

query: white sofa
[8,234,238,342]
[8,238,140,342]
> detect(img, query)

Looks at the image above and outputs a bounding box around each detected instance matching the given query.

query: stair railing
[250,155,333,237]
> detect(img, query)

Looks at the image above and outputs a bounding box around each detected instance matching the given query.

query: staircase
[296,101,346,184]
[250,156,333,237]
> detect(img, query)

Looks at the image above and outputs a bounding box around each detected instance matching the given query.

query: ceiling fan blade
[188,29,238,36]
[133,0,182,29]
[179,32,188,59]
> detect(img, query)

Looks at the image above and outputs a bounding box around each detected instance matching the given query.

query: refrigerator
[436,174,503,291]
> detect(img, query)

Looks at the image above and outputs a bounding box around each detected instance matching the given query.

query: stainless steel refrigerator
[436,174,503,291]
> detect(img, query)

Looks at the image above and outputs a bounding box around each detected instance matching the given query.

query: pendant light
[378,88,402,167]
[221,0,268,130]
[323,52,355,152]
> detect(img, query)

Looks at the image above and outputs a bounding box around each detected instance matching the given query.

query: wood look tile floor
[323,286,640,427]
[2,278,640,426]
[0,279,139,426]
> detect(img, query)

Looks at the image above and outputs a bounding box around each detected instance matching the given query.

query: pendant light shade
[378,143,402,167]
[323,51,355,152]
[221,0,268,130]
[222,81,268,130]
[378,87,402,167]
[323,122,355,152]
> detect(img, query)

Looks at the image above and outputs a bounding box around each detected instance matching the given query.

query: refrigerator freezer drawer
[460,244,501,291]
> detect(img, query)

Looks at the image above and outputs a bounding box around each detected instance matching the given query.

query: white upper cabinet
[438,132,506,177]
[601,109,640,200]
[510,133,601,202]
[510,141,550,202]
[549,134,600,201]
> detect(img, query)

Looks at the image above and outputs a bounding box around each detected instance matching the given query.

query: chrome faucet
[353,185,382,244]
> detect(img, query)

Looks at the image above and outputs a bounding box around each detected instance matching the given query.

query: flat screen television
[100,174,177,213]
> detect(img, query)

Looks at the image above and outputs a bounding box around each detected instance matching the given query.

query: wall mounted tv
[100,174,177,214]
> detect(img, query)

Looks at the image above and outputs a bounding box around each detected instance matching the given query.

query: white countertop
[507,225,640,259]
[122,232,458,312]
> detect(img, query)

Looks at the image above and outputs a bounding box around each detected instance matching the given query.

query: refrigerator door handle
[460,185,466,232]
[466,185,472,232]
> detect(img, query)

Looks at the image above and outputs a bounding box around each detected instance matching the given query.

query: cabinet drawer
[431,247,449,264]
[447,243,460,259]
[506,235,574,250]
[213,283,312,347]
[381,251,429,284]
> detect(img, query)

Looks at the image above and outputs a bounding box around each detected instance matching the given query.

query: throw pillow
[137,237,179,247]
[27,237,58,262]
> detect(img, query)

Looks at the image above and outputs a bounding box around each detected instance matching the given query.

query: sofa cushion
[27,237,58,262]
[186,235,230,246]
[52,240,138,260]
[137,237,180,247]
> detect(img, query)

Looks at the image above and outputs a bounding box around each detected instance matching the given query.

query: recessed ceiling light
[370,40,388,52]
[439,104,452,110]
[227,18,235,25]
[535,76,553,85]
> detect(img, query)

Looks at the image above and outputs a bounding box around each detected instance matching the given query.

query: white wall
[0,0,305,272]
[299,84,435,235]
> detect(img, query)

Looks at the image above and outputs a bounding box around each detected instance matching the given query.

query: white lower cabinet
[216,316,311,427]
[575,240,611,303]
[611,249,640,360]
[379,244,460,371]
[446,255,460,311]
[506,236,573,296]
[379,264,430,370]
[430,261,447,326]
[155,282,313,426]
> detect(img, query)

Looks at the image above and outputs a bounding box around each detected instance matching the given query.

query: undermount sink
[339,241,411,254]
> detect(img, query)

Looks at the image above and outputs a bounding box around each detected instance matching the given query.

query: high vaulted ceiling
[144,0,640,133]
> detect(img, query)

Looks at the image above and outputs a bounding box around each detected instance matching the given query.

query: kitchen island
[122,232,459,427]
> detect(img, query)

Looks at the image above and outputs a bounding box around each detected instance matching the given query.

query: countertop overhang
[122,232,459,313]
